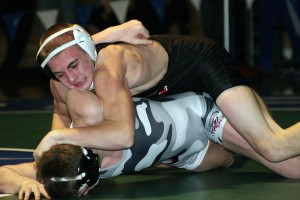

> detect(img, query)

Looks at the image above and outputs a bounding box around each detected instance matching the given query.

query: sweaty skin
[35,40,169,156]
[35,27,300,163]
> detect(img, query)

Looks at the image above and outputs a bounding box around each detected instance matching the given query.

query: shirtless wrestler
[35,23,300,163]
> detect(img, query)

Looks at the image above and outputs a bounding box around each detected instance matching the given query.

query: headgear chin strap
[77,147,101,192]
[50,147,101,193]
[36,24,97,69]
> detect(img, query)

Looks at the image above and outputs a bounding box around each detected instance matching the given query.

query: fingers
[139,26,149,37]
[19,184,40,200]
[78,188,88,197]
[136,23,150,38]
[126,19,150,37]
[19,189,30,200]
[18,183,51,200]
[133,38,153,45]
[132,26,152,45]
[117,19,153,45]
[39,184,51,199]
[32,186,41,200]
[83,190,89,196]
[135,22,152,45]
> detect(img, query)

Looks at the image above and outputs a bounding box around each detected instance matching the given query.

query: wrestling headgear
[36,24,97,69]
[50,147,101,192]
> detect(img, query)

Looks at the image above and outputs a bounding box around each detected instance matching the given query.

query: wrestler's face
[47,46,94,91]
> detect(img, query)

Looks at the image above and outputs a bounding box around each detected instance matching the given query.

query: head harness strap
[50,147,101,193]
[36,24,97,69]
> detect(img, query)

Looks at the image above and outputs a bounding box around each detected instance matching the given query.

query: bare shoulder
[50,80,68,103]
[97,42,166,62]
[94,42,168,93]
[97,44,128,60]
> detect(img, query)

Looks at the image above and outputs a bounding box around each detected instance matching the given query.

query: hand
[18,179,50,200]
[34,131,58,160]
[78,184,97,197]
[114,20,153,45]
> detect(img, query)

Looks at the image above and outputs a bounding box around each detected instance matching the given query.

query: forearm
[91,20,151,45]
[0,167,30,194]
[55,88,135,150]
[53,119,134,150]
[92,26,120,44]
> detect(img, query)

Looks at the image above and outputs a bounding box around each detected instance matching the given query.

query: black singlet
[96,35,247,101]
[135,35,247,101]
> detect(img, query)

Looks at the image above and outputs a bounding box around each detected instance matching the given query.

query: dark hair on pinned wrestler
[36,144,101,198]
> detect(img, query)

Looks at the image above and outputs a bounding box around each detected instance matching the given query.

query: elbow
[118,118,135,149]
[123,138,134,149]
[120,129,135,148]
[109,114,135,149]
[113,128,135,149]
[113,136,134,149]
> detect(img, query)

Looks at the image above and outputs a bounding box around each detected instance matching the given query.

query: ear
[73,25,97,61]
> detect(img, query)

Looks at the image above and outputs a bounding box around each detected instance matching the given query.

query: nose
[65,70,77,83]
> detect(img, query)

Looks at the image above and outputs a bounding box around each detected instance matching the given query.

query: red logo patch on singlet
[159,85,168,95]
[209,111,225,137]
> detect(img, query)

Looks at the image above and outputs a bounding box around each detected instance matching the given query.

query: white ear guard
[36,24,97,69]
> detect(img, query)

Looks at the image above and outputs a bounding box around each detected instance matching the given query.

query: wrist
[91,26,119,44]
[104,26,120,43]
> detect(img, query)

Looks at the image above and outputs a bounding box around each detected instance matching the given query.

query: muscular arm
[92,20,152,45]
[35,42,157,157]
[52,51,136,150]
[59,45,136,150]
[34,53,135,156]
[93,52,135,149]
[58,50,134,150]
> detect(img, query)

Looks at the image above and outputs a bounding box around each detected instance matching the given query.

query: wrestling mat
[1,97,300,199]
[1,151,300,200]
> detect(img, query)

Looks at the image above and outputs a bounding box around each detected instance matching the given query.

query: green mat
[0,110,299,149]
[1,110,300,200]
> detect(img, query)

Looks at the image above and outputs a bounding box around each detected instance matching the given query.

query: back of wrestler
[100,92,226,177]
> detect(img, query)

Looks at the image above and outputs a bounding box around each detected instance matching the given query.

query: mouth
[73,78,86,88]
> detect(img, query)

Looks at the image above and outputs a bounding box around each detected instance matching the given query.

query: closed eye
[68,59,78,69]
[54,71,64,79]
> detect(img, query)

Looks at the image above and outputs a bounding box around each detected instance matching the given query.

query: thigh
[216,85,282,153]
[192,141,234,172]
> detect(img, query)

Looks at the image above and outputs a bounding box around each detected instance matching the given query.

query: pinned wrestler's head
[36,144,101,198]
[36,23,96,91]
